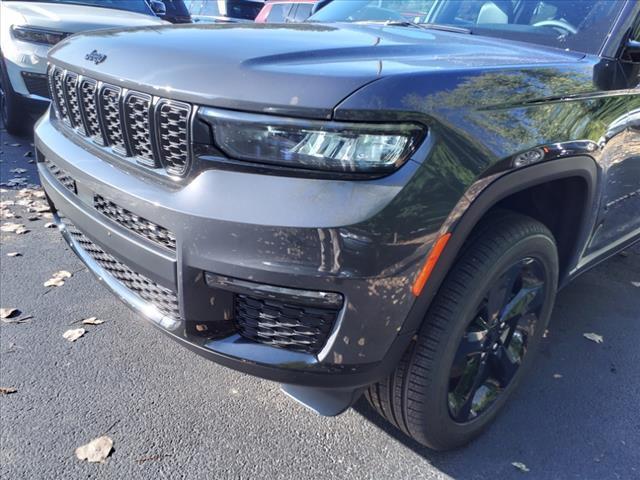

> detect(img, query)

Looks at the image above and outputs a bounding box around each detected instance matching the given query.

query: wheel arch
[401,155,598,339]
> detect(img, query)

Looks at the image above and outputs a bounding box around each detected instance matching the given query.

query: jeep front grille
[48,65,193,176]
[93,195,176,251]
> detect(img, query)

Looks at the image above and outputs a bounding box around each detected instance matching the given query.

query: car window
[294,3,314,22]
[266,3,295,22]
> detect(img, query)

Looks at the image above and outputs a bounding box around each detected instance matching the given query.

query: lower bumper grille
[234,294,338,355]
[44,159,76,193]
[22,72,50,98]
[64,221,180,320]
[93,195,176,251]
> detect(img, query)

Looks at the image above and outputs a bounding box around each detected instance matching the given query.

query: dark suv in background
[37,0,639,450]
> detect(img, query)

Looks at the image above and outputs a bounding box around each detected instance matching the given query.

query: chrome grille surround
[48,65,194,177]
[100,84,127,154]
[50,66,69,125]
[79,78,103,144]
[124,92,156,166]
[64,220,180,321]
[157,99,192,175]
[93,194,177,251]
[64,72,85,135]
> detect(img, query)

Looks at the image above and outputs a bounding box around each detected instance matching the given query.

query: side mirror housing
[149,0,167,17]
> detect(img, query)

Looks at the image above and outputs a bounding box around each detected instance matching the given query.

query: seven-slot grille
[235,294,339,354]
[48,65,193,176]
[93,195,177,251]
[64,220,180,320]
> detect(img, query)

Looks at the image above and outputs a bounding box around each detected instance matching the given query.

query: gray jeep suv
[36,0,639,450]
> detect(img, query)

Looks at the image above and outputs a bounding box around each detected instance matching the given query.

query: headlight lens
[10,25,68,46]
[202,108,425,173]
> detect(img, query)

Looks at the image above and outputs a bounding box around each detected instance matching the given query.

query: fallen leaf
[15,227,29,235]
[44,278,65,288]
[0,308,19,319]
[512,462,530,473]
[9,143,21,147]
[583,332,604,344]
[53,270,72,279]
[1,222,24,233]
[553,373,563,379]
[632,281,640,288]
[63,328,86,342]
[9,168,27,174]
[0,387,17,395]
[6,252,21,257]
[75,436,113,463]
[44,222,56,229]
[81,317,105,326]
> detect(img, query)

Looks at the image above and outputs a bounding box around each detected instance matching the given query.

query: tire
[367,212,559,451]
[0,61,30,136]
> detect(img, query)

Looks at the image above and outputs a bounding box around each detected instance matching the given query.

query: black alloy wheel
[367,212,559,450]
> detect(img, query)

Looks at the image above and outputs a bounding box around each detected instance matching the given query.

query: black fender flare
[377,155,599,376]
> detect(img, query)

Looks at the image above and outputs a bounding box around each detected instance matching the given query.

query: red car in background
[255,0,330,23]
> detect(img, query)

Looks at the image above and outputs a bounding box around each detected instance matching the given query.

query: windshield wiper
[361,20,472,35]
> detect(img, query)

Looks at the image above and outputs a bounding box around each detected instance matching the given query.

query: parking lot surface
[1,123,639,479]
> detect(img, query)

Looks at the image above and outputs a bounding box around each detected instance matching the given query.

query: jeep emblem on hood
[85,50,107,65]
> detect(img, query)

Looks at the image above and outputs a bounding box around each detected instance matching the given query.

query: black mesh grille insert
[79,78,103,144]
[50,66,69,125]
[124,92,155,166]
[65,221,180,320]
[44,159,76,194]
[100,85,127,153]
[93,195,176,251]
[22,72,50,98]
[157,100,191,175]
[235,294,339,354]
[64,72,85,135]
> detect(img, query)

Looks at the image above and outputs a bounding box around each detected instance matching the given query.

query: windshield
[2,0,154,15]
[186,0,264,20]
[309,0,625,55]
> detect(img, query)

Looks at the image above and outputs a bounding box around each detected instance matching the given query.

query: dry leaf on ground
[0,308,19,319]
[0,387,18,395]
[75,436,113,463]
[63,328,86,342]
[583,332,604,344]
[53,270,72,279]
[632,281,640,288]
[1,222,24,233]
[553,373,563,379]
[512,462,530,473]
[6,252,21,257]
[44,222,56,229]
[44,278,65,288]
[82,317,105,326]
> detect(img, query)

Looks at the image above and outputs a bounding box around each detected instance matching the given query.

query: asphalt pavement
[1,120,639,480]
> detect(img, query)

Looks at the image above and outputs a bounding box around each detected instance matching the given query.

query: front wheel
[367,212,559,450]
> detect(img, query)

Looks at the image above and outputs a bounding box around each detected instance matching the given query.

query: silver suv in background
[0,0,167,135]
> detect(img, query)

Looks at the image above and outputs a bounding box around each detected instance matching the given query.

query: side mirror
[149,0,167,17]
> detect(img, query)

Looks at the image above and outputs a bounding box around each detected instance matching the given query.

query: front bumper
[35,110,427,390]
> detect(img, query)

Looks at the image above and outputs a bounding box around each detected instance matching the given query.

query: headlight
[201,108,425,174]
[10,25,68,46]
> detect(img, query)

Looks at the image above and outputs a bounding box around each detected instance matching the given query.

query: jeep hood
[49,22,584,119]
